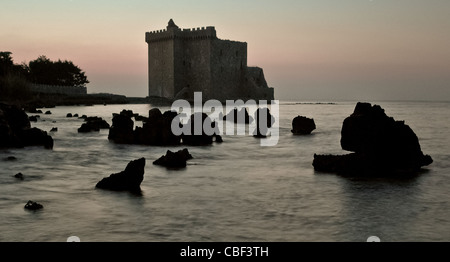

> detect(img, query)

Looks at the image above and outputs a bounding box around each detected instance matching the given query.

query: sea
[0,101,449,242]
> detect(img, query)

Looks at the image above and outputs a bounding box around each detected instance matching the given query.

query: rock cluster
[313,102,433,176]
[0,103,53,149]
[108,108,222,146]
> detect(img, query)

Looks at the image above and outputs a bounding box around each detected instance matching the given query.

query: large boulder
[313,102,433,176]
[0,103,53,149]
[96,158,146,192]
[291,116,316,135]
[153,148,193,168]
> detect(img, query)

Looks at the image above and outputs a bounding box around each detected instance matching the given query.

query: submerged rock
[24,200,43,210]
[313,102,433,176]
[96,158,146,192]
[291,116,316,135]
[153,148,193,168]
[14,172,24,180]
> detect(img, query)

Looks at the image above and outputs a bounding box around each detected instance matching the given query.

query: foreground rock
[153,148,193,168]
[24,200,43,210]
[313,102,433,176]
[0,103,53,149]
[291,116,316,135]
[96,158,145,192]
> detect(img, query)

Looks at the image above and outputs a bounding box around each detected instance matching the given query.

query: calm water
[0,101,449,242]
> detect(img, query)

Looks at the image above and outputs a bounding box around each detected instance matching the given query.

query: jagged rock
[50,127,58,132]
[253,107,275,138]
[96,158,146,192]
[134,115,148,122]
[153,149,193,168]
[108,113,135,143]
[182,112,217,145]
[24,200,43,210]
[291,116,316,135]
[14,173,24,180]
[78,117,110,133]
[223,108,253,124]
[313,102,433,176]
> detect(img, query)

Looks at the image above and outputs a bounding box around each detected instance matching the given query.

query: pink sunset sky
[1,0,450,101]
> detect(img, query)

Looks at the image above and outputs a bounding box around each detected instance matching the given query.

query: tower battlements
[146,20,217,43]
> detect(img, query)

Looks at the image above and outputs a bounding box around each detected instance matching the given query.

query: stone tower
[145,19,274,101]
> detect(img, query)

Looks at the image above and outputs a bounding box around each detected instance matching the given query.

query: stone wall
[29,84,87,95]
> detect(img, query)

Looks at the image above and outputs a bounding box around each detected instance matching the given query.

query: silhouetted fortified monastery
[145,19,274,101]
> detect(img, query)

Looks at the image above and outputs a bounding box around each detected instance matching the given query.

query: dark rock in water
[29,115,39,122]
[253,107,275,138]
[45,111,52,115]
[24,200,43,210]
[73,114,79,118]
[4,156,17,161]
[223,108,254,124]
[18,128,54,149]
[291,116,316,135]
[66,113,73,118]
[153,149,193,168]
[96,158,146,192]
[109,108,182,146]
[108,113,135,143]
[182,112,216,146]
[0,104,54,149]
[313,102,433,176]
[50,127,58,132]
[135,109,181,146]
[79,115,87,119]
[78,117,110,133]
[14,172,24,180]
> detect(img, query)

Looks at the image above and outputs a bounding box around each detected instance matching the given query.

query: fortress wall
[210,39,247,100]
[148,38,175,97]
[178,37,212,98]
[29,84,87,95]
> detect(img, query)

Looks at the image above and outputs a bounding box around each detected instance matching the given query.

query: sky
[1,0,450,101]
